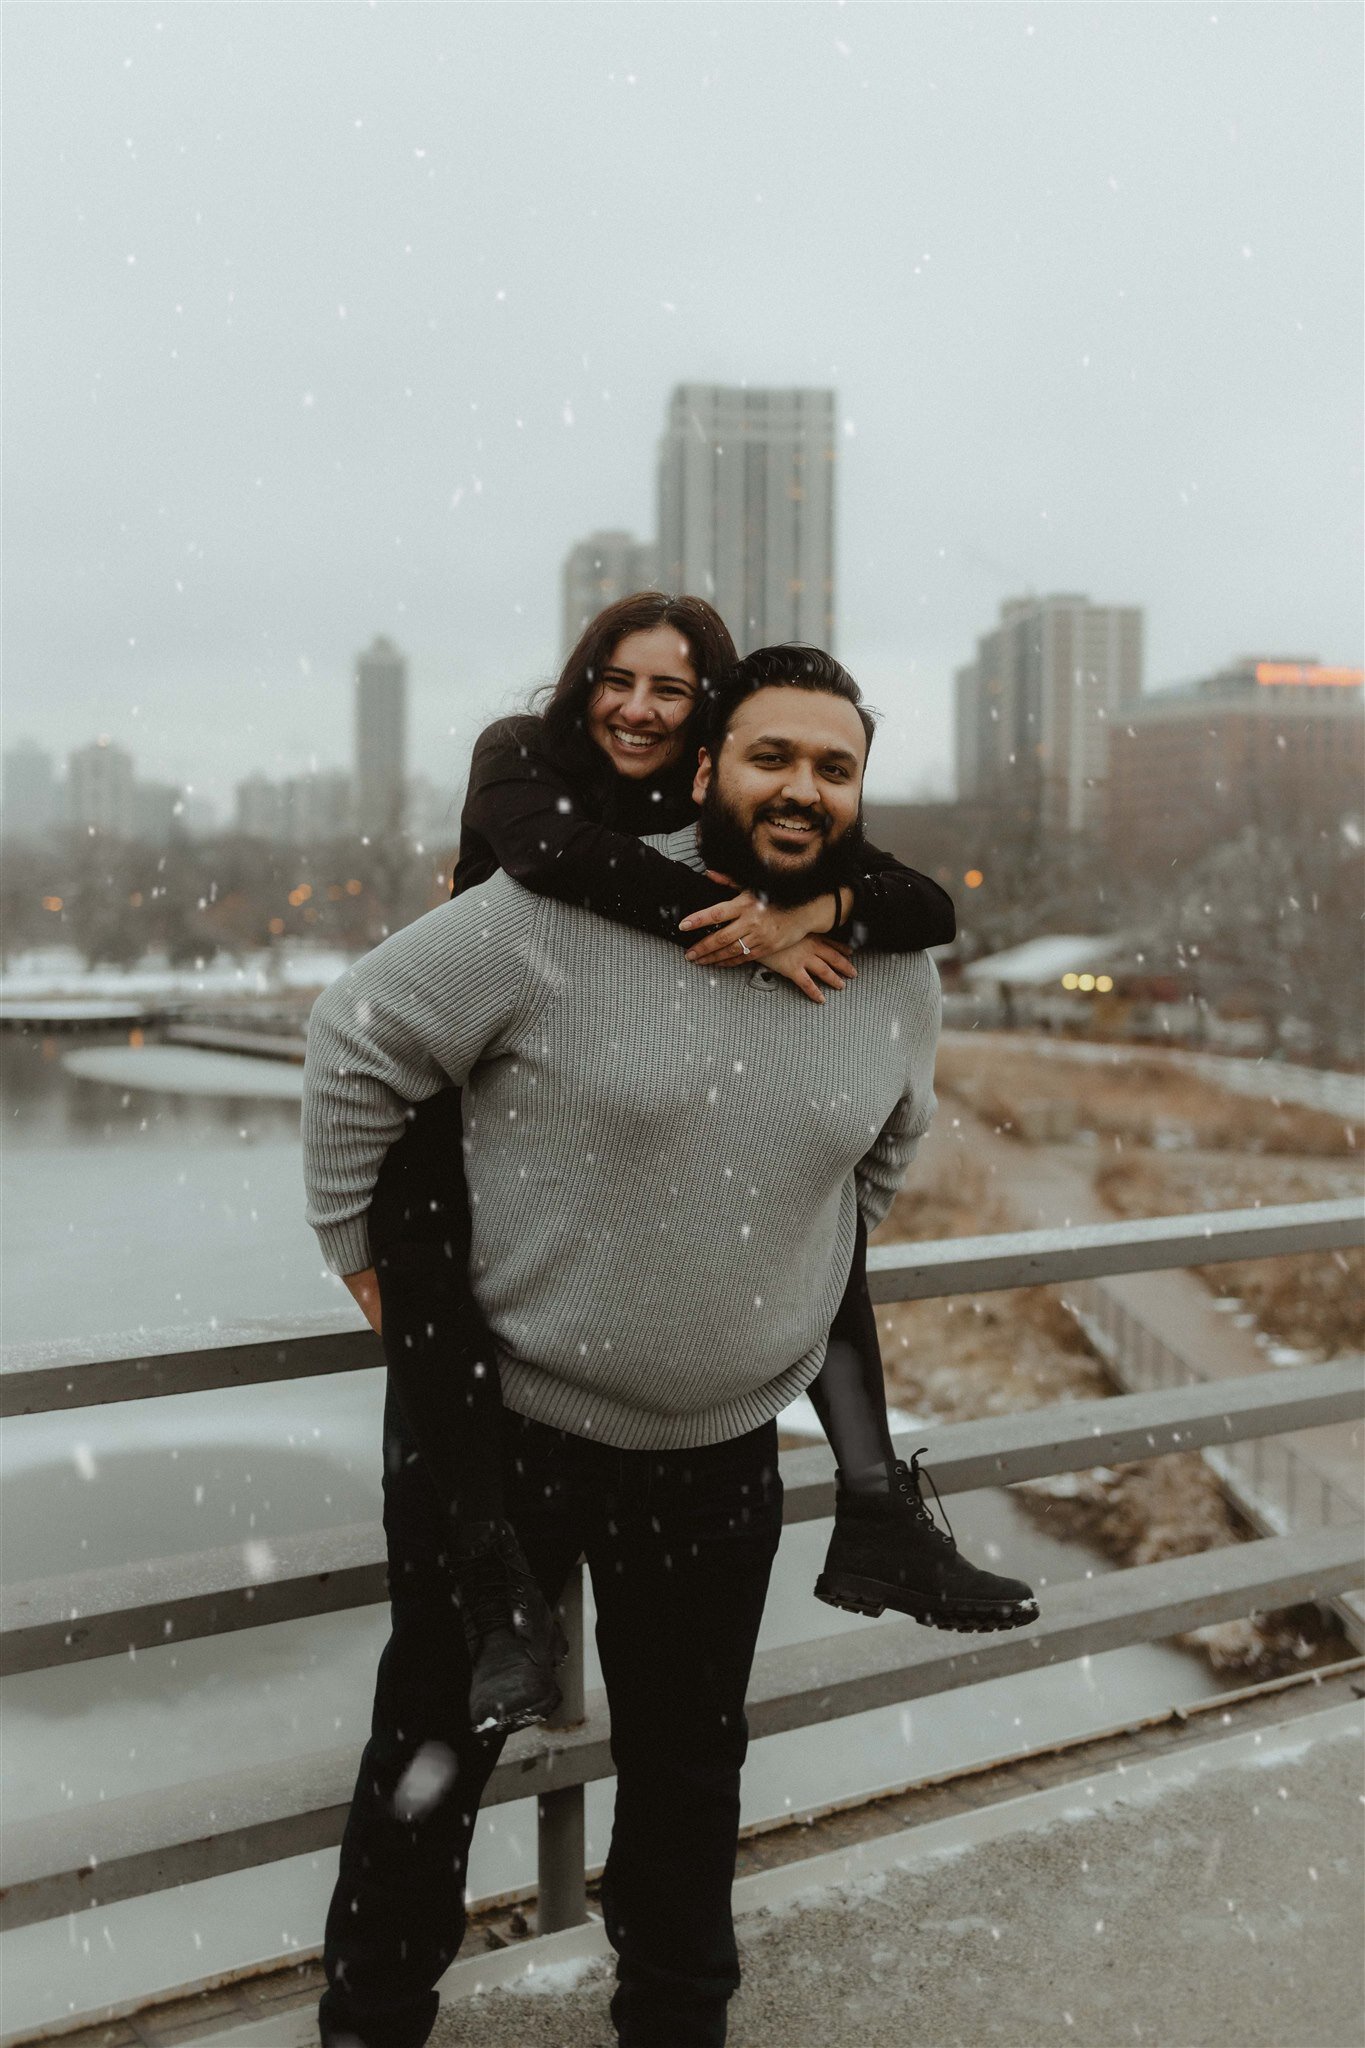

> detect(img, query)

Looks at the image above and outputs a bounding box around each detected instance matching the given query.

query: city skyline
[5,7,1360,816]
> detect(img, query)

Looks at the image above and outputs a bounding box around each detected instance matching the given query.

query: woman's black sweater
[452,715,956,946]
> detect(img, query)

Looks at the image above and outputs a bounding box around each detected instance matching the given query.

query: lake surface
[0,1029,1224,2034]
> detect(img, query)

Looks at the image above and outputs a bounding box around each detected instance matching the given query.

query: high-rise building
[562,531,658,655]
[67,737,135,840]
[354,635,407,837]
[2,741,59,839]
[656,385,836,652]
[134,781,182,846]
[954,594,1143,835]
[235,773,286,841]
[1106,657,1364,864]
[405,773,459,852]
[283,769,353,847]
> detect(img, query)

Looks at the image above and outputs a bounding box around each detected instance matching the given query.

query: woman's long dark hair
[537,591,738,818]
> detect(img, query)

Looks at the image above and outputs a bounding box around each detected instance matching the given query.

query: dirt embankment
[1096,1152,1364,1360]
[872,1155,1353,1679]
[935,1045,1360,1156]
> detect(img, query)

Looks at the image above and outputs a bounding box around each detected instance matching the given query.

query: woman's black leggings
[367,1088,508,1527]
[367,1089,899,1532]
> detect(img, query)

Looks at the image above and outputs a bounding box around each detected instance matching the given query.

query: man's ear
[692,747,713,807]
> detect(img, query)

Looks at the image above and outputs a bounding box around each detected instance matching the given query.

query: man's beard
[697,780,866,908]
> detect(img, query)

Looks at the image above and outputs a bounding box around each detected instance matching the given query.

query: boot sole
[471,1677,563,1738]
[814,1571,1039,1634]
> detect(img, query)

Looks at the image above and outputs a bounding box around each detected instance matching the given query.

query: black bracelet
[825,890,844,935]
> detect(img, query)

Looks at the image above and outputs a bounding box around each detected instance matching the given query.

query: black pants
[319,1397,784,2048]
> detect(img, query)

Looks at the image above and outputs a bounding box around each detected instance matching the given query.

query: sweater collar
[653,824,707,874]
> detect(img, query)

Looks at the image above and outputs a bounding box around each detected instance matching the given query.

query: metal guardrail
[0,1199,1362,1947]
[4,1200,1359,1415]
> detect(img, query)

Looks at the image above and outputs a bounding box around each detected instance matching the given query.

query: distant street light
[964,868,984,889]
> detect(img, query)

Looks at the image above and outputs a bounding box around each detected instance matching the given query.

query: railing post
[536,1554,587,1933]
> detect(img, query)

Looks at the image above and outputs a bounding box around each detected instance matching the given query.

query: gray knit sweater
[303,827,941,1450]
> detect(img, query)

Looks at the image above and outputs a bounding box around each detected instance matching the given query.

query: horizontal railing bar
[781,1353,1365,1526]
[743,1524,1363,1743]
[864,1197,1364,1302]
[0,1312,378,1417]
[4,1523,1359,1930]
[0,1526,389,1677]
[3,1200,1360,1417]
[4,1361,1360,1677]
[10,1361,1363,1676]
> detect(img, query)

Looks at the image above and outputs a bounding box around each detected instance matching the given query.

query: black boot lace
[895,1450,957,1551]
[455,1528,533,1642]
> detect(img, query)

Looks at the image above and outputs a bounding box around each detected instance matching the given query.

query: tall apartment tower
[954,594,1143,835]
[67,737,136,840]
[562,531,658,655]
[354,635,407,838]
[656,385,836,652]
[235,773,287,842]
[2,741,59,839]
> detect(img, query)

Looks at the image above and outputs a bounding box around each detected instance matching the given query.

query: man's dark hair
[701,644,877,759]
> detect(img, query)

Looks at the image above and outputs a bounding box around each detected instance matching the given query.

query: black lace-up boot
[450,1520,569,1735]
[815,1450,1039,1634]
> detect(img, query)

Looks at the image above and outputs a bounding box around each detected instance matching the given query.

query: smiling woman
[584,622,700,778]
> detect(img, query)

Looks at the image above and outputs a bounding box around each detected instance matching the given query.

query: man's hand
[764,936,857,1004]
[680,873,846,967]
[343,1266,383,1335]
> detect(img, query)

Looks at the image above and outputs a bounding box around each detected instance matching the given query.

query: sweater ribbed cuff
[316,1214,374,1279]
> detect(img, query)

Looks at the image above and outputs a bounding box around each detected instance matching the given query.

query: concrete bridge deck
[52,1667,1362,2048]
[439,1692,1365,2048]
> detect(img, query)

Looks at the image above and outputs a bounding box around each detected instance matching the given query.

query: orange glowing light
[1255,663,1363,688]
[268,916,286,935]
[128,1027,145,1049]
[964,869,984,889]
[41,896,63,912]
[345,879,363,897]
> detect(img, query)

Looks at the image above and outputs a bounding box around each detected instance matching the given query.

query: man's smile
[759,808,825,843]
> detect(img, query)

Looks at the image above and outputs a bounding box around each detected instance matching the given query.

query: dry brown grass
[1097,1153,1364,1359]
[874,1157,1111,1422]
[936,1044,1360,1155]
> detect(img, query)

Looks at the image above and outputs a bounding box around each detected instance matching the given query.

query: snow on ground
[0,944,350,1001]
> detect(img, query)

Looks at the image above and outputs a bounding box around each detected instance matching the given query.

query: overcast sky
[5,1,1362,816]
